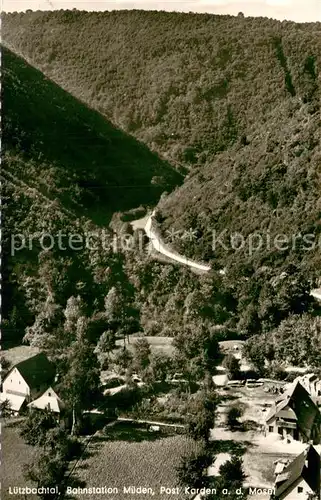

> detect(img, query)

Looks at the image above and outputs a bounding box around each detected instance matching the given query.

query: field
[2,420,200,500]
[115,337,246,358]
[115,336,175,356]
[1,421,38,500]
[75,423,200,500]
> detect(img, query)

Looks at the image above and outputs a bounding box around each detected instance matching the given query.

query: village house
[28,386,65,414]
[265,381,321,444]
[0,353,56,414]
[272,445,320,499]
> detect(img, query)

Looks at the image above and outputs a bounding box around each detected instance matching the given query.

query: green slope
[157,97,321,273]
[2,11,321,346]
[2,46,182,226]
[2,46,181,344]
[2,10,320,171]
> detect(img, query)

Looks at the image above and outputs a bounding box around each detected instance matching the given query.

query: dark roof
[13,353,55,390]
[275,445,320,498]
[266,381,320,440]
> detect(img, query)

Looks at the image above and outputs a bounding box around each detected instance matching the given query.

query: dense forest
[2,10,321,360]
[2,10,321,272]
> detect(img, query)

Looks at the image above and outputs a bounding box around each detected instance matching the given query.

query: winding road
[144,213,212,273]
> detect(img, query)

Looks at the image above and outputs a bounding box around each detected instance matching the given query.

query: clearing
[2,345,40,367]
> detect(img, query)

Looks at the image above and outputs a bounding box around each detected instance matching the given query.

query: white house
[28,387,65,414]
[1,353,55,414]
[272,445,320,499]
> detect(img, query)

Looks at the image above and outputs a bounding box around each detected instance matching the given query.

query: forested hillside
[2,11,320,168]
[2,47,181,225]
[2,10,321,350]
[3,10,321,273]
[2,46,180,345]
[157,97,321,272]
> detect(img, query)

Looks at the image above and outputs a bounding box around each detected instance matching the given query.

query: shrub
[227,407,243,430]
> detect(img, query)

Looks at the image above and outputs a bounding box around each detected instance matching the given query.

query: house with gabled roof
[27,387,65,414]
[272,445,320,499]
[0,353,55,414]
[265,381,321,444]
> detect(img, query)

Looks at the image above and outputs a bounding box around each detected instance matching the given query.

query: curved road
[144,213,211,272]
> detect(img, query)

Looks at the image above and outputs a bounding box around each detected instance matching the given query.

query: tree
[244,315,321,371]
[59,335,101,435]
[133,338,151,373]
[97,329,116,359]
[173,324,221,382]
[187,406,214,445]
[243,336,267,375]
[114,346,133,372]
[0,355,11,376]
[63,295,85,337]
[223,354,240,380]
[219,455,246,484]
[20,409,57,446]
[227,407,243,430]
[207,456,246,500]
[203,371,215,391]
[176,448,212,489]
[103,286,138,344]
[185,389,218,443]
[0,398,12,417]
[23,293,63,349]
[273,314,321,368]
[45,426,82,460]
[149,353,172,383]
[24,450,68,499]
[104,286,125,325]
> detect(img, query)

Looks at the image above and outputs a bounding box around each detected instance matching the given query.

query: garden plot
[75,423,200,500]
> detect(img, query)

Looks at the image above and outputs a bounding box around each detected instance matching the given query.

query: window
[278,427,283,435]
[269,426,274,432]
[48,392,51,397]
[297,486,303,493]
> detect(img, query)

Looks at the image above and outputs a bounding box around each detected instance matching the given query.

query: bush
[223,354,241,380]
[20,410,57,446]
[0,356,11,376]
[270,364,287,381]
[176,448,212,489]
[227,407,243,430]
